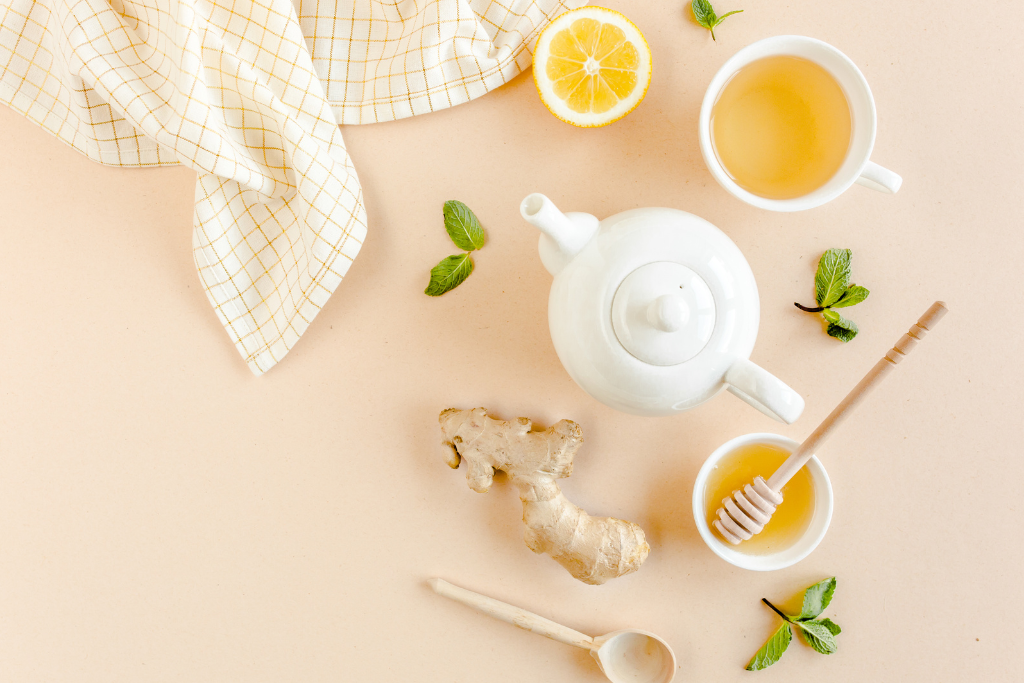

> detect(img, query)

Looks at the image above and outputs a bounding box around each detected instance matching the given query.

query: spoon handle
[429,578,594,650]
[767,301,948,491]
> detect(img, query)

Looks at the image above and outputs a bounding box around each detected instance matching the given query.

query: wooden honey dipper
[713,301,948,545]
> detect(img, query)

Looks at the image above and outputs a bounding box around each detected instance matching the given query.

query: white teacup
[692,432,833,571]
[698,35,902,212]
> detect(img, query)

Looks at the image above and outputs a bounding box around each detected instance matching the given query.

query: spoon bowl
[592,629,676,683]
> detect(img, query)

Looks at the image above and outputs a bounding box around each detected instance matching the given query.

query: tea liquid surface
[711,55,852,199]
[704,442,816,555]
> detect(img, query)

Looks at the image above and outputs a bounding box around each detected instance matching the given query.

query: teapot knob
[647,294,689,333]
[611,262,716,367]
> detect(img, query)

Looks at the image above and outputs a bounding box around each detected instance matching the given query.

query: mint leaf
[815,249,852,307]
[827,315,859,342]
[746,623,792,670]
[443,200,485,251]
[691,0,717,28]
[794,620,838,655]
[816,617,842,636]
[832,284,870,309]
[691,0,742,41]
[822,309,841,324]
[799,577,837,619]
[424,253,474,296]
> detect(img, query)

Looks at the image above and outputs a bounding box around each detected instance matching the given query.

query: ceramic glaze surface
[522,194,804,421]
[547,207,760,415]
[611,262,717,366]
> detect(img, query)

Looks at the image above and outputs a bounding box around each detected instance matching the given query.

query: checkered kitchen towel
[0,0,583,374]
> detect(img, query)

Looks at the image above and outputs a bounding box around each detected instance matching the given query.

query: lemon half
[533,7,652,127]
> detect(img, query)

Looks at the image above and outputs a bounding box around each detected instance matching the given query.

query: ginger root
[439,407,650,585]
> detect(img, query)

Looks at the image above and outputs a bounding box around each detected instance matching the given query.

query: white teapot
[521,194,804,424]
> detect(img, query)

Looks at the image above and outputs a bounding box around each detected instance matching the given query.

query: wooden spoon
[429,578,676,683]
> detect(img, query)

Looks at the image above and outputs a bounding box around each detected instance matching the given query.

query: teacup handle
[855,160,902,194]
[724,359,805,424]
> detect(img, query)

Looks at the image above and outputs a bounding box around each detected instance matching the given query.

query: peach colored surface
[2,1,1022,680]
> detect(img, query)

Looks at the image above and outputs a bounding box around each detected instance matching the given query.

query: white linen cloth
[0,0,583,374]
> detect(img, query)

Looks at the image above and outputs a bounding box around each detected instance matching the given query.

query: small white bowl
[692,433,833,571]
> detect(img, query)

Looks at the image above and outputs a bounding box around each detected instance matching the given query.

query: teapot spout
[521,194,599,275]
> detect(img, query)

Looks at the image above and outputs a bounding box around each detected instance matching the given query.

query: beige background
[2,0,1022,680]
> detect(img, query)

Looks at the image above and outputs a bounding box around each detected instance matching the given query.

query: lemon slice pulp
[533,7,652,127]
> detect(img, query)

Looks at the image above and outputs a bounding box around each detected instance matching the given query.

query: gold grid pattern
[0,0,583,374]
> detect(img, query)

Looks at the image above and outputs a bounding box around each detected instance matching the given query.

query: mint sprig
[795,249,869,342]
[691,0,743,41]
[425,200,486,296]
[746,578,841,671]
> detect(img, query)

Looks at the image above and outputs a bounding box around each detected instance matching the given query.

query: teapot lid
[611,262,716,366]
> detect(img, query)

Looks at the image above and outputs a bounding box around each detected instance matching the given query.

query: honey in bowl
[704,442,815,555]
[710,55,852,200]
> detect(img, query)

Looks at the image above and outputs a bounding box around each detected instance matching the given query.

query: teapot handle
[724,359,805,424]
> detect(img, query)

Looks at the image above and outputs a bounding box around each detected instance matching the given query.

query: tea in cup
[698,35,902,211]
